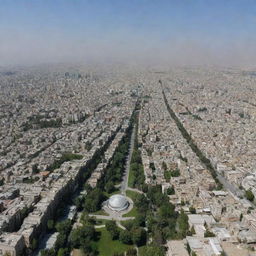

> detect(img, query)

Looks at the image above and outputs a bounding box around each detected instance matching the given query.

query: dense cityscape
[1,1,256,255]
[0,66,256,256]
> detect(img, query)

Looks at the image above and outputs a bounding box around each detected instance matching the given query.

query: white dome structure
[108,194,129,212]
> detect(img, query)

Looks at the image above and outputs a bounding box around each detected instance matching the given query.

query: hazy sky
[1,0,256,67]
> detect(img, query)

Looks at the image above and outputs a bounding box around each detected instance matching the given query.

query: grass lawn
[128,168,135,188]
[123,190,139,218]
[126,190,139,201]
[123,205,138,218]
[96,228,133,256]
[138,246,147,255]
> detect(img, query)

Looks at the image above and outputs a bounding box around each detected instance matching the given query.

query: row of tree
[41,219,72,256]
[162,89,223,189]
[39,126,123,255]
[67,106,139,255]
[129,111,145,189]
[79,116,135,213]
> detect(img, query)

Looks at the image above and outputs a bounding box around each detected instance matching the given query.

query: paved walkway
[126,187,144,194]
[89,214,134,221]
[95,225,105,229]
[116,221,126,230]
